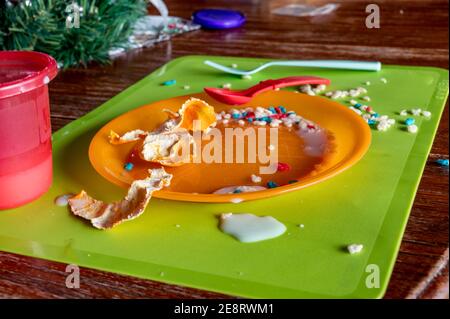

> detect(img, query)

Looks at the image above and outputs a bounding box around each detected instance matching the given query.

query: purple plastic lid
[192,9,246,30]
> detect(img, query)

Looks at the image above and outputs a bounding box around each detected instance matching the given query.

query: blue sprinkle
[405,118,415,126]
[247,118,253,122]
[124,162,134,171]
[372,113,379,118]
[354,103,362,108]
[268,107,276,114]
[368,120,376,125]
[233,189,243,194]
[279,106,286,113]
[242,111,247,117]
[162,79,176,86]
[232,113,241,119]
[436,159,449,167]
[267,181,278,188]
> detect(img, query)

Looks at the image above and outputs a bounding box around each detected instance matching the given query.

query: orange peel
[68,168,172,229]
[109,129,147,144]
[175,97,216,132]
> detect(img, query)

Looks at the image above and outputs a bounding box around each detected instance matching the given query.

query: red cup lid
[0,51,58,99]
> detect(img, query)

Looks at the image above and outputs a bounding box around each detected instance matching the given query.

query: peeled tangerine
[108,97,215,165]
[68,168,172,229]
[139,131,195,166]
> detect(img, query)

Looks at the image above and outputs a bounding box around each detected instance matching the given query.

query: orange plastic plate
[89,91,371,202]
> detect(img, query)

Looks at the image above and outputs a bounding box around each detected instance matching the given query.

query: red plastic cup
[0,51,58,209]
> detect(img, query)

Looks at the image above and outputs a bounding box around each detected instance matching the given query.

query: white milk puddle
[213,186,267,195]
[219,213,287,243]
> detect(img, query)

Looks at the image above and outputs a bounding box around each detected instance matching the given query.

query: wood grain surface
[0,0,448,299]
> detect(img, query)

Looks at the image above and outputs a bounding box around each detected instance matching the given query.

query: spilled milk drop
[54,193,75,206]
[219,213,286,243]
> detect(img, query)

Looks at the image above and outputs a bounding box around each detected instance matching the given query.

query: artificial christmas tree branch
[0,0,148,68]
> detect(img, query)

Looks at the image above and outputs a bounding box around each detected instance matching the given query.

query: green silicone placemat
[0,56,448,298]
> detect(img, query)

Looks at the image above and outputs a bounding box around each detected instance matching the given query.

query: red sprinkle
[245,111,255,119]
[366,106,373,112]
[307,124,316,129]
[277,162,290,172]
[126,148,140,164]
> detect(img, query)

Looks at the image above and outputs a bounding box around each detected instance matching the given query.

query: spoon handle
[264,60,382,72]
[243,76,330,96]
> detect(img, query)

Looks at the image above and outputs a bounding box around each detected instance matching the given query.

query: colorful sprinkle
[162,79,176,86]
[405,118,415,126]
[124,162,134,171]
[436,159,449,167]
[277,162,290,172]
[267,181,278,188]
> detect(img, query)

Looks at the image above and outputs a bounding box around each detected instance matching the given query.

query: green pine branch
[0,0,147,68]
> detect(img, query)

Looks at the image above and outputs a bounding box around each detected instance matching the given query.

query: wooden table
[0,0,448,299]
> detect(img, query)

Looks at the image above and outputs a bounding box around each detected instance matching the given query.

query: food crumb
[251,174,262,183]
[347,244,363,255]
[298,224,305,228]
[422,110,432,118]
[407,124,418,133]
[231,63,238,68]
[399,109,408,116]
[222,83,232,89]
[241,74,252,80]
[380,78,388,84]
[183,85,191,90]
[364,81,371,86]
